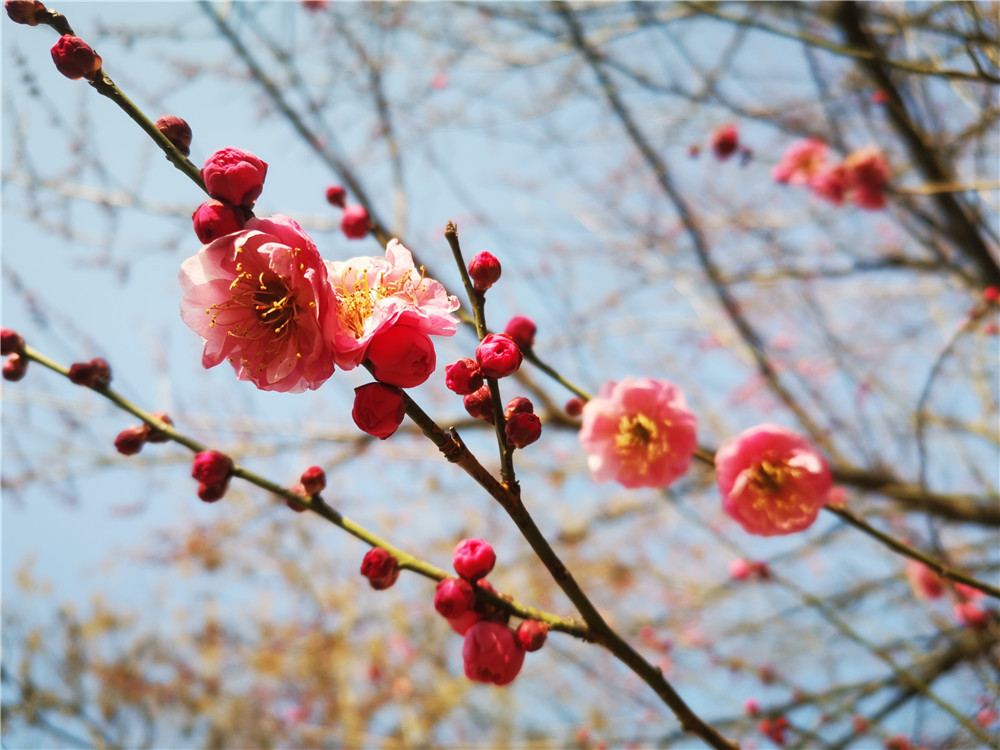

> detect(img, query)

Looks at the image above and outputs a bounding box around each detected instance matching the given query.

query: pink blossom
[578,377,698,489]
[715,423,832,536]
[326,239,459,369]
[771,139,829,185]
[462,621,525,686]
[179,215,339,393]
[810,164,851,205]
[845,148,890,210]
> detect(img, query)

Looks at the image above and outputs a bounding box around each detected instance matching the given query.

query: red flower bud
[197,479,230,503]
[50,35,103,81]
[114,424,149,456]
[2,353,28,382]
[711,124,739,161]
[341,204,369,240]
[467,251,501,291]
[1,328,24,356]
[360,547,399,590]
[476,333,522,379]
[367,326,436,388]
[434,578,475,619]
[191,200,245,243]
[352,382,406,439]
[453,538,496,581]
[503,315,536,351]
[6,0,45,26]
[503,396,533,421]
[155,115,192,157]
[325,185,346,207]
[515,620,548,652]
[285,483,309,513]
[462,621,524,686]
[984,286,999,304]
[505,411,541,449]
[202,147,268,207]
[145,412,174,443]
[67,357,111,388]
[191,450,233,486]
[445,357,483,395]
[462,384,494,423]
[300,466,326,495]
[564,397,584,417]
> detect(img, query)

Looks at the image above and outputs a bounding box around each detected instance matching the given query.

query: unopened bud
[197,479,230,503]
[476,333,522,379]
[360,547,399,590]
[515,620,548,652]
[467,251,501,292]
[505,411,541,449]
[434,578,475,619]
[503,316,536,351]
[445,357,483,395]
[564,397,584,417]
[325,185,346,208]
[50,35,102,81]
[503,396,533,421]
[155,115,192,156]
[191,450,233,486]
[462,384,494,423]
[145,412,174,443]
[3,353,28,382]
[453,538,496,581]
[341,204,369,240]
[1,328,24,356]
[191,199,246,244]
[5,0,46,26]
[67,357,111,388]
[114,425,149,456]
[285,483,309,513]
[300,465,326,495]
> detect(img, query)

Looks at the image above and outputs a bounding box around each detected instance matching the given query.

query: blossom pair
[578,378,832,536]
[179,215,459,394]
[772,139,891,210]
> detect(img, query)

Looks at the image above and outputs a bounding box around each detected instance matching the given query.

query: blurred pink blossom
[771,138,828,185]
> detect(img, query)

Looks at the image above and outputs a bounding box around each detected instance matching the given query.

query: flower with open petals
[715,423,832,536]
[579,377,697,489]
[179,215,339,392]
[326,239,459,369]
[772,139,829,186]
[844,147,890,210]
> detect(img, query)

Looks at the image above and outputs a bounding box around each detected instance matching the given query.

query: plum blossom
[844,148,891,210]
[578,377,698,489]
[771,139,829,186]
[715,423,832,536]
[326,239,459,369]
[179,215,339,393]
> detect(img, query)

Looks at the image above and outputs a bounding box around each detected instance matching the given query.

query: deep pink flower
[179,215,339,393]
[341,204,370,239]
[578,377,698,489]
[771,139,828,185]
[515,620,548,652]
[711,124,739,160]
[462,621,525,686]
[360,547,399,590]
[366,325,436,388]
[845,148,890,210]
[468,251,502,292]
[810,164,851,205]
[155,115,192,157]
[50,35,102,80]
[445,357,484,395]
[954,601,990,630]
[352,382,406,439]
[327,239,459,369]
[434,578,476,619]
[191,200,245,244]
[202,148,268,207]
[476,333,522,379]
[715,423,832,536]
[453,538,496,581]
[504,315,536,350]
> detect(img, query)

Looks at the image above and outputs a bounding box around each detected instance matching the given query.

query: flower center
[335,266,427,339]
[617,413,657,450]
[749,460,787,493]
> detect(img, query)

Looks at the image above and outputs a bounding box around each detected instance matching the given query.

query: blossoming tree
[2,2,998,749]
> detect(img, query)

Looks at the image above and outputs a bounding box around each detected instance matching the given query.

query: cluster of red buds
[191,449,234,502]
[114,412,173,456]
[190,147,266,243]
[286,465,326,513]
[67,357,112,388]
[325,184,370,240]
[1,328,27,381]
[432,538,547,685]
